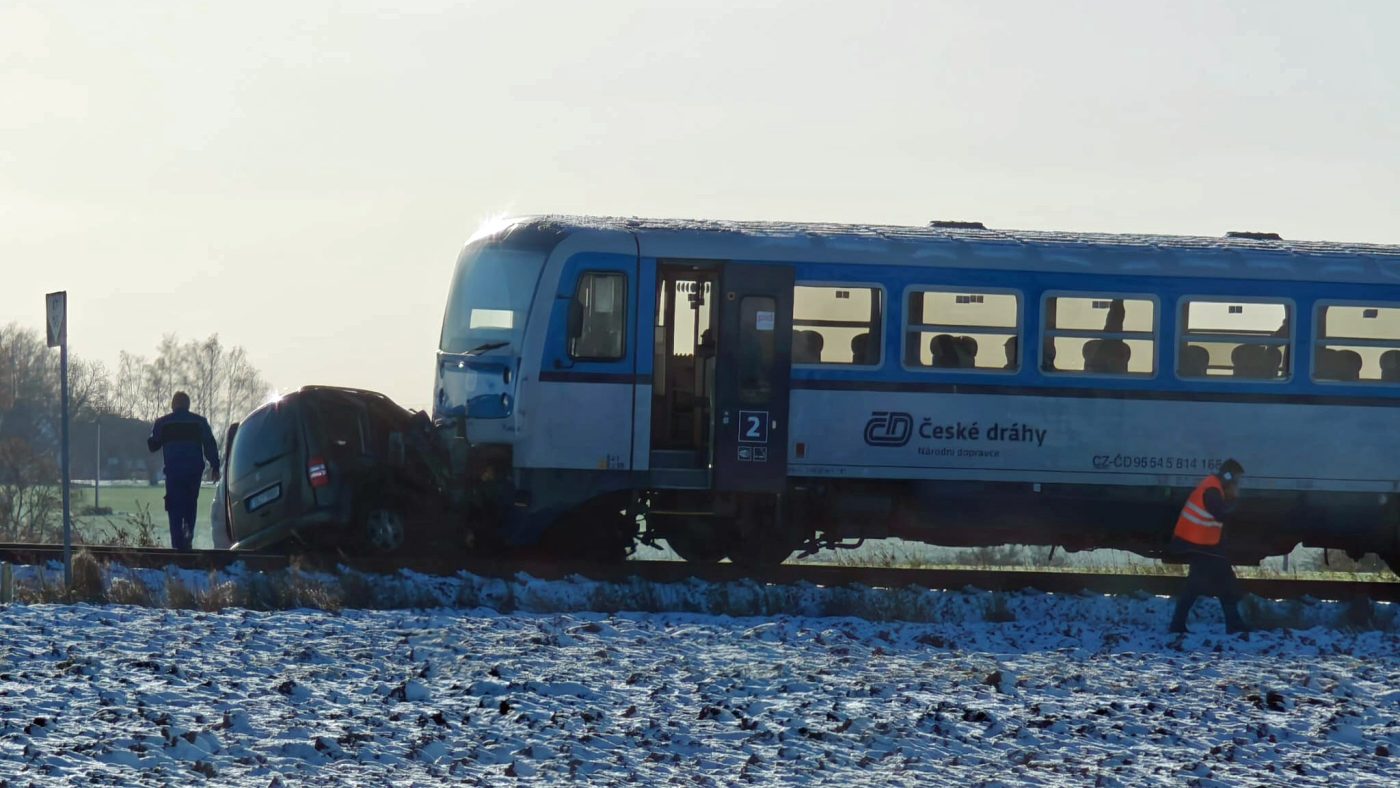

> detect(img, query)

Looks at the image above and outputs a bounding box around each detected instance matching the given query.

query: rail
[0,543,1395,603]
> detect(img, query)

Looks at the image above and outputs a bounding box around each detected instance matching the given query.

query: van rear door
[227,398,306,543]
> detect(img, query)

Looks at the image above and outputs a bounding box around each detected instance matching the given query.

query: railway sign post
[45,291,72,587]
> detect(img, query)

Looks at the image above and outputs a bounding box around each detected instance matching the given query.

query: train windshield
[439,245,547,354]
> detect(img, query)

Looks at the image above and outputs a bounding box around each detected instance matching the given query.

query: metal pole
[95,419,101,510]
[61,339,71,587]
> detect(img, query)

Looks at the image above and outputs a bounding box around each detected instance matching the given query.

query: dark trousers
[165,477,200,551]
[1171,551,1246,632]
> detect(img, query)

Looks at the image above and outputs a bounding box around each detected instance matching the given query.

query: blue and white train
[433,216,1400,569]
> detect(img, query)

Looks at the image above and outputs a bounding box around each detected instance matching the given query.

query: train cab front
[433,221,561,544]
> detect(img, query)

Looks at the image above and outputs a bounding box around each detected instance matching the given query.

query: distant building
[70,416,161,484]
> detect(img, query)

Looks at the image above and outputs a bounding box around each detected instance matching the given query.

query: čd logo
[864,411,913,447]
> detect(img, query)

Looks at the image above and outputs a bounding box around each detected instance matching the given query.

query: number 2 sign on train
[431,216,1400,571]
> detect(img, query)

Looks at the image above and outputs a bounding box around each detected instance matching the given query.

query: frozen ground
[0,568,1398,785]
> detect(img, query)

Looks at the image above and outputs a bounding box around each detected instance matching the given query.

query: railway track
[0,542,1396,603]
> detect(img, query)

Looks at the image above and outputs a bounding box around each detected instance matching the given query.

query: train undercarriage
[465,470,1400,575]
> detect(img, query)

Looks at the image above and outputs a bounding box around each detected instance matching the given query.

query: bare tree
[0,436,61,541]
[105,333,270,451]
[221,345,270,435]
[111,351,152,422]
[186,334,223,420]
[0,323,58,443]
[144,334,186,417]
[69,358,111,421]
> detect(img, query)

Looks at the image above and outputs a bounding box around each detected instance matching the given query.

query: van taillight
[308,457,329,488]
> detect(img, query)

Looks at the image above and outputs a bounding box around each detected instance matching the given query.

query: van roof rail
[929,220,986,230]
[1226,231,1282,241]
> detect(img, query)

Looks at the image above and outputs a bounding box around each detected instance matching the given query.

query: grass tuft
[165,571,199,609]
[70,550,106,604]
[107,576,156,607]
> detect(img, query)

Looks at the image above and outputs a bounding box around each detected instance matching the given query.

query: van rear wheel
[361,506,407,554]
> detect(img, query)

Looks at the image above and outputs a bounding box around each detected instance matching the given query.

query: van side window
[310,396,364,457]
[792,285,883,365]
[1043,295,1156,376]
[904,290,1019,371]
[569,272,627,361]
[1314,303,1400,383]
[1179,299,1291,380]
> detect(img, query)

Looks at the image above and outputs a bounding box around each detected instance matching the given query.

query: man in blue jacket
[147,391,220,550]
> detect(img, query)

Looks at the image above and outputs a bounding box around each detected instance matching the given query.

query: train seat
[1231,343,1283,379]
[955,336,978,368]
[1336,349,1363,381]
[793,330,824,364]
[849,332,875,364]
[929,334,960,368]
[1178,344,1210,377]
[1314,347,1362,381]
[1083,338,1130,373]
[1381,349,1400,381]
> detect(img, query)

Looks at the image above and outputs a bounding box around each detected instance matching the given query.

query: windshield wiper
[463,341,509,356]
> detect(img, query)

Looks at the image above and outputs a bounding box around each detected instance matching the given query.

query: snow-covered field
[1,568,1398,785]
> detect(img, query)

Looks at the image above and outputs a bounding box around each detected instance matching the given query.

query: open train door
[712,263,794,493]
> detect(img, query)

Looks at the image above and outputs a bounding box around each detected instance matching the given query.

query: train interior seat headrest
[1315,347,1361,381]
[1083,338,1130,373]
[929,333,960,368]
[1315,347,1340,380]
[793,330,824,364]
[952,336,979,368]
[1179,344,1210,377]
[849,332,873,365]
[1231,343,1283,379]
[1337,349,1362,381]
[1381,349,1400,382]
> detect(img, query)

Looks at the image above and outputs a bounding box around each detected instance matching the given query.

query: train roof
[511,214,1400,285]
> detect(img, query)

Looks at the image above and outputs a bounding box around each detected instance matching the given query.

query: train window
[1043,295,1156,376]
[1313,303,1400,383]
[1178,298,1291,380]
[903,289,1019,371]
[568,272,627,361]
[738,296,777,403]
[792,285,883,365]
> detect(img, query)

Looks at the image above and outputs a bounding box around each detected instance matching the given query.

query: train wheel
[727,526,801,568]
[655,516,730,563]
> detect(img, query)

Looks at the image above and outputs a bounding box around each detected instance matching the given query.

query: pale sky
[4,1,1398,411]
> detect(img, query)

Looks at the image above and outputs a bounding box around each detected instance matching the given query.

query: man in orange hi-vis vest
[1168,459,1248,635]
